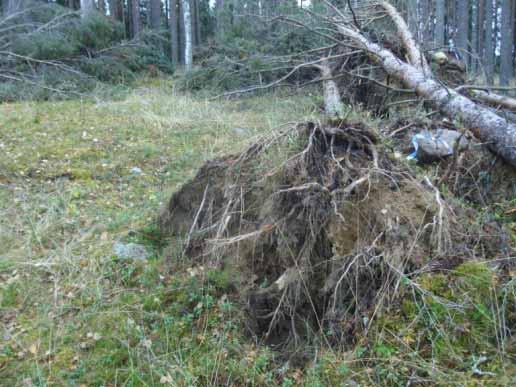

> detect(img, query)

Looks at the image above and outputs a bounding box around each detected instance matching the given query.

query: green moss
[454,261,493,295]
[70,168,93,180]
[419,272,453,298]
[0,283,20,307]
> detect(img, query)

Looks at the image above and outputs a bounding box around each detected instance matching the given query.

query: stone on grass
[130,167,143,175]
[113,242,150,261]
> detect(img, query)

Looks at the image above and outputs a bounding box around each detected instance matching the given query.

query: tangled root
[159,120,510,349]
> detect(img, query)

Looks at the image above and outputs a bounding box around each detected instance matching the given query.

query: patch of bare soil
[159,120,511,350]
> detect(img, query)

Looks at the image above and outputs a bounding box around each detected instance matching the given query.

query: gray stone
[232,127,251,136]
[130,167,143,175]
[113,242,150,261]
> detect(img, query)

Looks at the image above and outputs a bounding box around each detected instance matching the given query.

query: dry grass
[0,80,321,385]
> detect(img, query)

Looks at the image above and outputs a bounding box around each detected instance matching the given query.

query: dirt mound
[159,120,510,349]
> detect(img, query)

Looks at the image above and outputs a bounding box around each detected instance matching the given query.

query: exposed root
[159,119,510,350]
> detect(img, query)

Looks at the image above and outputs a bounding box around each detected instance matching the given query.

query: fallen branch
[468,89,516,112]
[335,2,516,168]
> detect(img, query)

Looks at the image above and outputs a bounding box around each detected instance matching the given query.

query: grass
[0,79,321,385]
[0,79,515,386]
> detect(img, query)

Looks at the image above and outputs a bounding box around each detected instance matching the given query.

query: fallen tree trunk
[336,3,516,168]
[467,89,516,112]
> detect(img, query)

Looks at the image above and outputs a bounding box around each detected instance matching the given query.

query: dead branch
[468,89,516,112]
[335,4,516,168]
[379,2,431,74]
[212,52,353,100]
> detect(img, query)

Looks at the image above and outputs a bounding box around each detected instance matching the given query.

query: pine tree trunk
[455,0,469,66]
[182,0,193,70]
[109,0,123,21]
[189,0,198,46]
[170,0,180,64]
[150,0,161,29]
[500,0,514,86]
[484,0,495,84]
[194,0,201,45]
[434,0,446,47]
[178,0,185,64]
[470,2,478,72]
[98,0,106,15]
[407,0,418,37]
[477,0,485,72]
[215,0,225,38]
[129,0,141,38]
[419,0,432,44]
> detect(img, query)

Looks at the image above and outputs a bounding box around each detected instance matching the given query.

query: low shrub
[0,5,174,102]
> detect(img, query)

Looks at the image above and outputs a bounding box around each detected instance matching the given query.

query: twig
[182,184,209,257]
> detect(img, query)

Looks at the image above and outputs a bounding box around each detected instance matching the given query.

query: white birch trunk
[80,0,96,18]
[182,0,193,70]
[337,4,516,167]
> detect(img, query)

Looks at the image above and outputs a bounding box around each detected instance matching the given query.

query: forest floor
[0,79,515,386]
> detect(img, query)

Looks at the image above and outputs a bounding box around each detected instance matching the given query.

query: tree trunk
[194,0,201,45]
[215,0,225,38]
[80,0,96,18]
[514,0,516,74]
[434,0,446,47]
[98,0,106,15]
[484,0,495,84]
[407,0,418,37]
[337,3,516,168]
[150,0,161,29]
[500,0,514,86]
[470,2,478,72]
[178,0,185,64]
[182,0,193,70]
[467,88,516,111]
[419,0,432,44]
[170,0,180,64]
[455,0,469,66]
[129,0,141,38]
[318,60,344,117]
[477,0,485,72]
[189,0,197,46]
[109,0,123,21]
[4,0,22,15]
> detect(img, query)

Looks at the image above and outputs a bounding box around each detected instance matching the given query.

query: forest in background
[0,0,515,102]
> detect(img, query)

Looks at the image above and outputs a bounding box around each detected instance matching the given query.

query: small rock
[113,242,150,261]
[130,167,143,175]
[232,127,251,136]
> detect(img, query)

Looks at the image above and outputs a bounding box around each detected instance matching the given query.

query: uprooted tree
[333,1,516,168]
[158,2,515,350]
[216,1,516,168]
